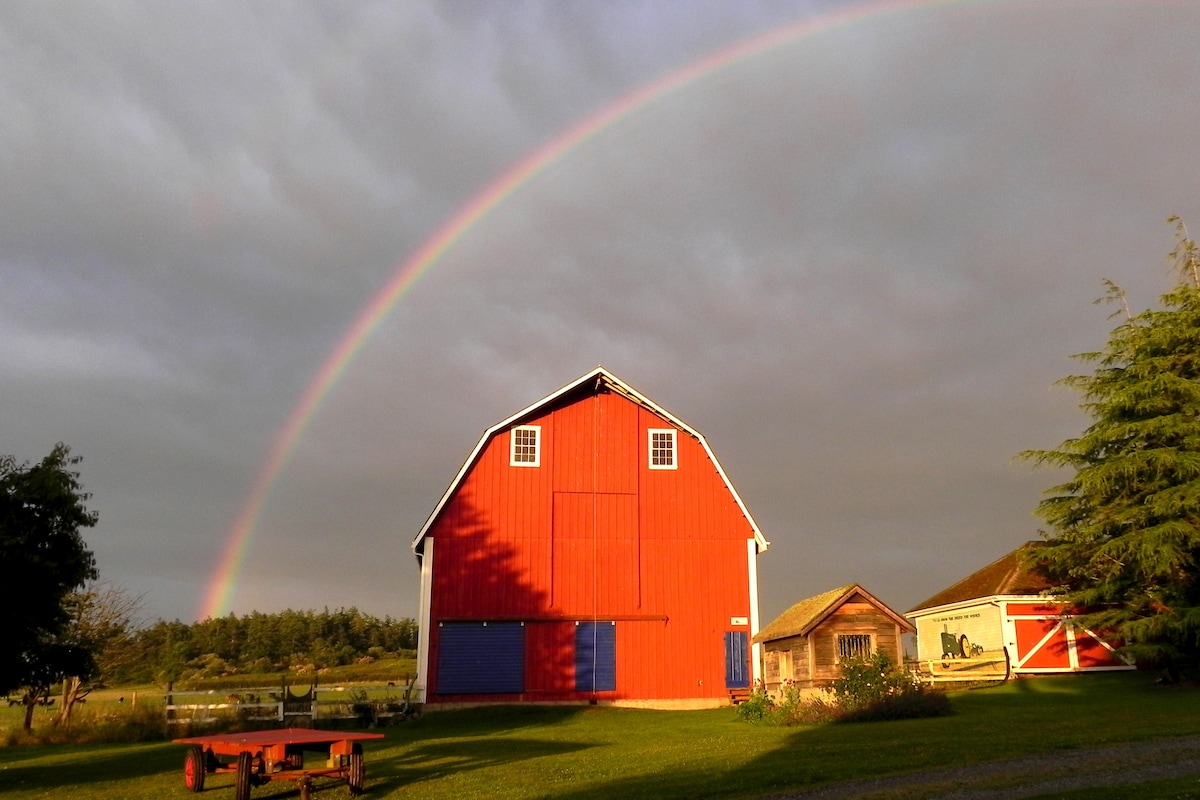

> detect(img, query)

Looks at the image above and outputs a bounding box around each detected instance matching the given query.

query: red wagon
[174,728,385,799]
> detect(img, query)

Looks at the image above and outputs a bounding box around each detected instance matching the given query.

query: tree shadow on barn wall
[426,495,578,701]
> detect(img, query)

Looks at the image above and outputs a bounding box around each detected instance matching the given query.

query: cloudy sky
[4,0,1199,627]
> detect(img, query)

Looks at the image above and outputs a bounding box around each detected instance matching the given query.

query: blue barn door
[437,622,525,694]
[724,631,750,689]
[575,621,616,693]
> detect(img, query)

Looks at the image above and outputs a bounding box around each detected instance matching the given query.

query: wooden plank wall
[760,597,904,690]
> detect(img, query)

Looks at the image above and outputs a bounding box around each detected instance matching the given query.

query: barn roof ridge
[906,541,1053,615]
[411,366,769,556]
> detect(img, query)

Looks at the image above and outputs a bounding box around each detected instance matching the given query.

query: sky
[4,0,1199,628]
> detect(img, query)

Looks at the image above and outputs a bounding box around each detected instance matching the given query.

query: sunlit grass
[0,673,1198,799]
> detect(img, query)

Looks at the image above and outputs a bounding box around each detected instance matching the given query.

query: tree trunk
[22,693,39,731]
[54,676,88,729]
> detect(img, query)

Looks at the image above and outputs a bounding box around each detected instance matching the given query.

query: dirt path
[766,736,1200,799]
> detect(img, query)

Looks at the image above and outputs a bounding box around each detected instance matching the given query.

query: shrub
[829,652,952,723]
[835,686,952,723]
[770,683,838,725]
[735,687,774,722]
[829,651,917,711]
[737,653,953,727]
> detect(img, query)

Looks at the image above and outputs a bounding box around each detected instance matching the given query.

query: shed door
[1014,617,1071,670]
[724,631,750,689]
[575,621,616,693]
[437,622,524,694]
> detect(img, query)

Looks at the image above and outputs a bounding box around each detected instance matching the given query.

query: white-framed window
[648,428,677,470]
[778,649,793,683]
[836,633,873,662]
[510,425,540,467]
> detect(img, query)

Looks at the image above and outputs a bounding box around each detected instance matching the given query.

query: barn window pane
[510,425,540,466]
[648,429,677,470]
[837,634,872,661]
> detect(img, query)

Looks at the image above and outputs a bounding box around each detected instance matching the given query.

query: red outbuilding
[411,367,770,707]
[907,542,1133,678]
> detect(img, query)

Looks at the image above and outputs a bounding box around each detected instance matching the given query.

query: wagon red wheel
[347,742,365,796]
[184,745,206,792]
[235,751,253,800]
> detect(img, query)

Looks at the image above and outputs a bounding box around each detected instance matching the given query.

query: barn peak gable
[411,366,769,556]
[754,583,913,644]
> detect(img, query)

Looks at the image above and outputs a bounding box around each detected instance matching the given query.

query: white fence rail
[916,648,1011,683]
[164,680,419,726]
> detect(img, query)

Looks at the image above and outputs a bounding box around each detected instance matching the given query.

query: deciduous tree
[53,582,144,728]
[0,444,98,727]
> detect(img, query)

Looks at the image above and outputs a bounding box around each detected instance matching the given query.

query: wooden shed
[411,367,770,707]
[907,542,1133,678]
[753,584,913,693]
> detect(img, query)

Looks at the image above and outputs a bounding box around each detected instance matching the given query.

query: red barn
[411,367,769,707]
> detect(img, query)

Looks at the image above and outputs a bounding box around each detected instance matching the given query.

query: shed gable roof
[753,583,913,644]
[907,542,1055,614]
[411,366,769,556]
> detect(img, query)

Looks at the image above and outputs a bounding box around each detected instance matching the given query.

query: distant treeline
[111,608,418,685]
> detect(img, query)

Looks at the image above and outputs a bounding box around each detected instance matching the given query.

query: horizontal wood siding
[809,601,903,684]
[758,596,907,689]
[426,386,756,702]
[761,635,805,687]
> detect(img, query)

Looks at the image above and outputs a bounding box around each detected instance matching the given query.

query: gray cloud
[2,0,1197,625]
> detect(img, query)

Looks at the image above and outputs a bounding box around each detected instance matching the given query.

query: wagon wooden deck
[174,727,385,799]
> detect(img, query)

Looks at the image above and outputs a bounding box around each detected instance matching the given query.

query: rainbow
[199,0,966,620]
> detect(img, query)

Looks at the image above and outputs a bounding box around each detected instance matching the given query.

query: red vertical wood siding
[425,386,757,702]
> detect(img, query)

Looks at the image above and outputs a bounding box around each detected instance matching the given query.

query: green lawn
[2,673,1199,799]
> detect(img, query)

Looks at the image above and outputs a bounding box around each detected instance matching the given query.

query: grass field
[1,673,1199,799]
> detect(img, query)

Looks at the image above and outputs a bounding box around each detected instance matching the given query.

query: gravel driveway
[765,735,1200,800]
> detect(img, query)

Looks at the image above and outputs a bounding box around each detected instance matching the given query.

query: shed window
[648,429,677,470]
[837,634,873,662]
[777,649,793,683]
[510,425,540,466]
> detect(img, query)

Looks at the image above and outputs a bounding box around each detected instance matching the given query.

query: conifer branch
[1094,279,1131,321]
[1167,215,1200,288]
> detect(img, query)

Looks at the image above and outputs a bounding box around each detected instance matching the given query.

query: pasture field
[1,673,1199,799]
[0,686,162,734]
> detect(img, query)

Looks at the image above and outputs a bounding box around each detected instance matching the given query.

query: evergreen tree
[1022,219,1200,663]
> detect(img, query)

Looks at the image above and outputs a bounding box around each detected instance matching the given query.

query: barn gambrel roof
[411,366,770,557]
